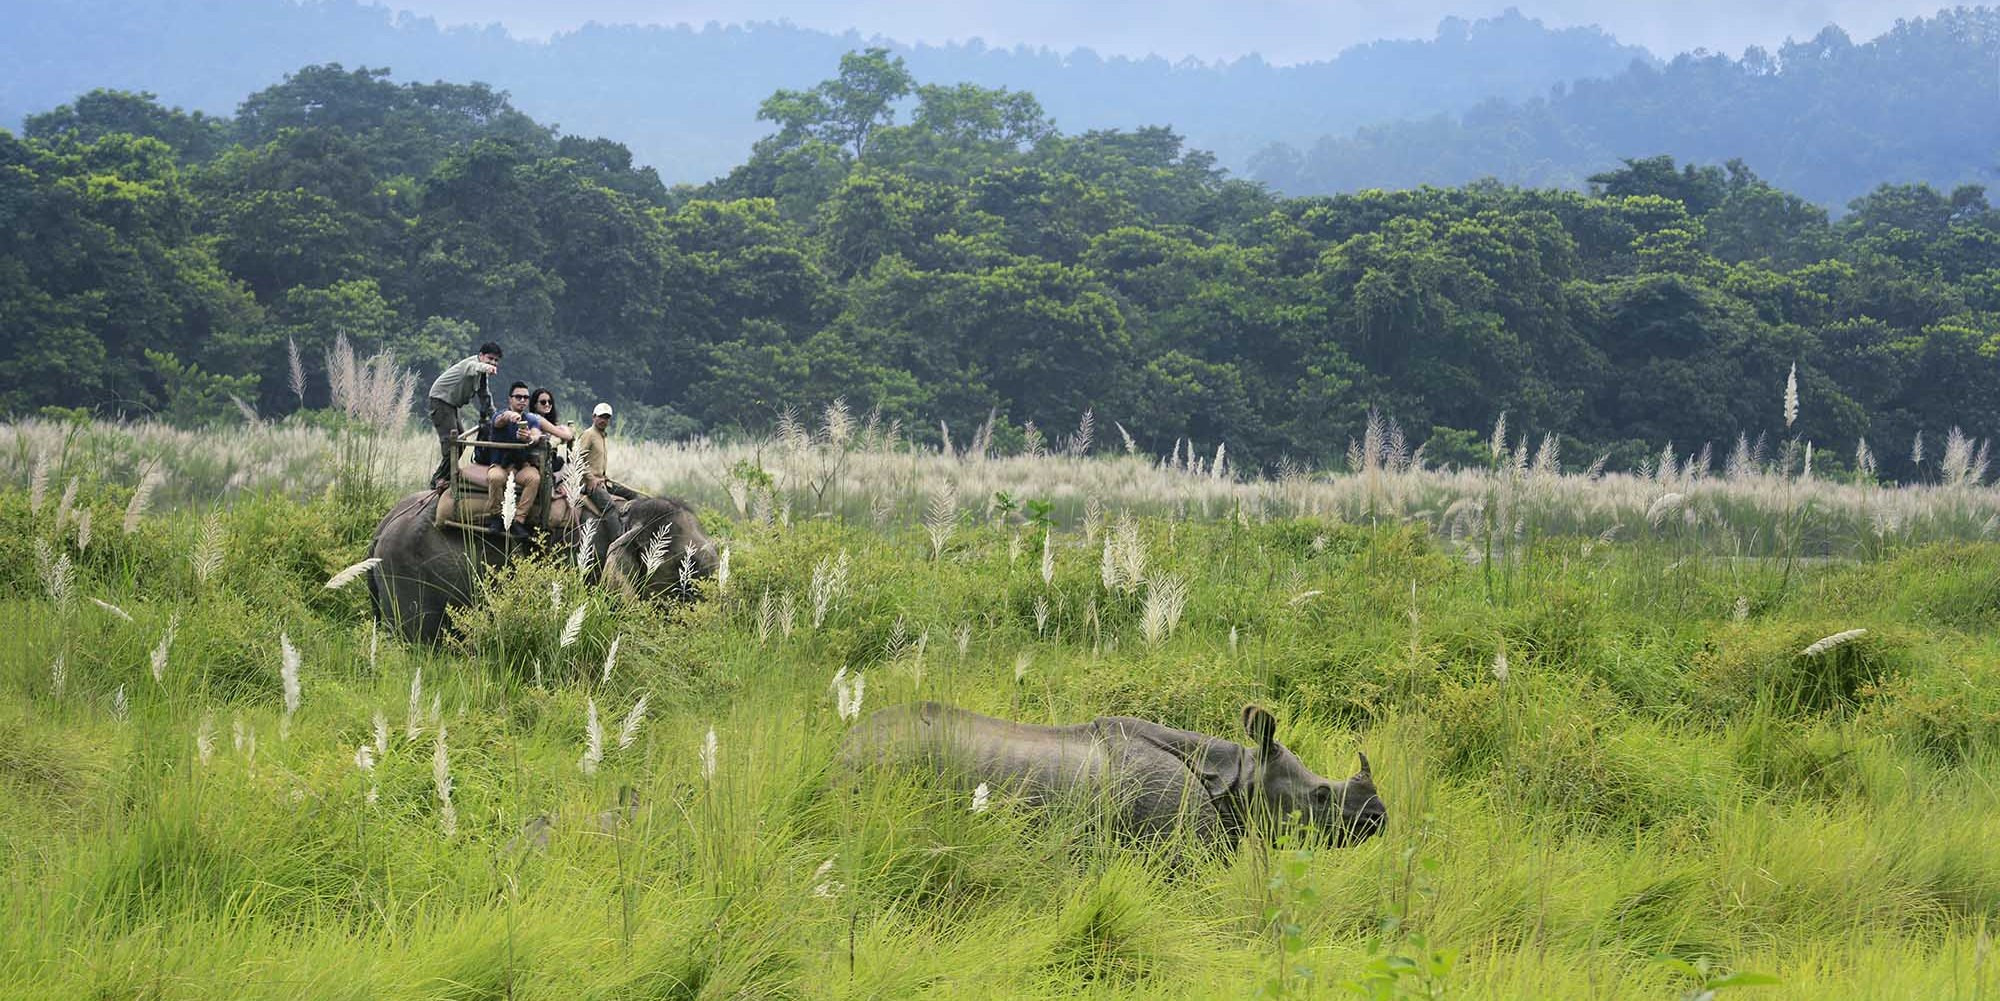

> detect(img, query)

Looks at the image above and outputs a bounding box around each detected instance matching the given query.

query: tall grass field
[2,413,1997,999]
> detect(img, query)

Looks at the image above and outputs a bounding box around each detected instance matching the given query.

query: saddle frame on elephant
[433,430,571,536]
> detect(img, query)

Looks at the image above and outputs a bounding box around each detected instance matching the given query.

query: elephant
[366,490,717,644]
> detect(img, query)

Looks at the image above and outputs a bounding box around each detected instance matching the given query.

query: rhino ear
[1355,750,1372,781]
[1242,705,1277,754]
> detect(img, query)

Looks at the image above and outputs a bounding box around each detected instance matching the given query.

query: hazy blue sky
[387,0,1942,62]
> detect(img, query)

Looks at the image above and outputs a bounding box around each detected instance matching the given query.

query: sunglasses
[509,393,530,400]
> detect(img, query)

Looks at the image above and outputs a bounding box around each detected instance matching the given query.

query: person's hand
[526,427,544,444]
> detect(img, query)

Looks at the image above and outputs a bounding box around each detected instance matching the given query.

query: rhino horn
[1355,750,1372,780]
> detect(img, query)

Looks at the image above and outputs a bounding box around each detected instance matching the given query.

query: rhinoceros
[839,701,1384,849]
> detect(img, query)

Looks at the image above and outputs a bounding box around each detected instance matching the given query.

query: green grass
[2,482,1998,1000]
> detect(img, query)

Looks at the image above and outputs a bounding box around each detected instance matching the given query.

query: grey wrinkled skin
[367,491,716,644]
[839,701,1385,850]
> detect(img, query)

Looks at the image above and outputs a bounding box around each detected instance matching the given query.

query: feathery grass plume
[811,857,843,898]
[1803,441,1814,480]
[1783,362,1799,429]
[1488,412,1508,464]
[230,394,261,425]
[775,405,807,451]
[55,476,78,528]
[433,726,456,838]
[196,714,215,766]
[580,698,604,775]
[925,480,957,559]
[89,597,133,623]
[1646,493,1686,528]
[756,589,774,645]
[1070,408,1095,457]
[35,540,75,611]
[50,654,66,699]
[28,454,48,513]
[560,603,588,648]
[431,694,441,727]
[1100,533,1120,592]
[809,549,850,628]
[1287,589,1324,608]
[1007,531,1022,565]
[373,710,389,756]
[716,546,731,594]
[956,622,972,658]
[834,670,865,722]
[1727,432,1753,480]
[1912,429,1925,469]
[617,694,649,750]
[1734,596,1751,622]
[1228,625,1239,653]
[1034,595,1050,635]
[1014,650,1032,684]
[279,632,302,737]
[324,557,381,590]
[938,419,955,459]
[1022,420,1045,458]
[1140,574,1189,644]
[1491,640,1509,682]
[501,470,519,529]
[1532,434,1561,478]
[821,396,854,447]
[150,613,178,682]
[406,667,424,740]
[601,635,622,684]
[699,727,717,781]
[191,515,225,585]
[779,591,797,638]
[123,467,163,534]
[112,684,128,723]
[575,516,599,575]
[355,742,378,803]
[73,508,92,553]
[287,337,306,406]
[641,526,673,579]
[1082,496,1104,543]
[1040,530,1055,586]
[1211,442,1227,480]
[1115,421,1137,454]
[970,782,991,813]
[1941,427,1975,487]
[550,580,563,613]
[1801,628,1867,657]
[678,550,696,593]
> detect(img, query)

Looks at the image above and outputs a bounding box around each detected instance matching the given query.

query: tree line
[2,52,1997,478]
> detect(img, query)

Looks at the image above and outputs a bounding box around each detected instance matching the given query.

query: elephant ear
[1241,705,1278,756]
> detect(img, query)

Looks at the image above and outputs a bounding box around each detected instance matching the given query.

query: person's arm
[543,421,575,443]
[474,367,494,420]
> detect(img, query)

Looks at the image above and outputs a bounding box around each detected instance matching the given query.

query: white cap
[592,402,614,417]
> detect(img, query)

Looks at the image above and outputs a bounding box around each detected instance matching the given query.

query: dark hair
[480,341,503,359]
[509,381,530,394]
[531,387,560,424]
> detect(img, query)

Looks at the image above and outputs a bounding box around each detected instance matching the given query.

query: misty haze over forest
[6,1,1996,204]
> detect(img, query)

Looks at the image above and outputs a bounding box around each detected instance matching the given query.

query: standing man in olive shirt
[576,403,622,542]
[426,341,502,490]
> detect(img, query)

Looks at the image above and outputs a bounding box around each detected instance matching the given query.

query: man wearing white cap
[577,403,621,541]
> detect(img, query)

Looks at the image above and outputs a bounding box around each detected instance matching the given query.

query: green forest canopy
[2,52,1998,478]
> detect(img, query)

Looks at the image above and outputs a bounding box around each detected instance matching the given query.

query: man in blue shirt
[480,381,548,537]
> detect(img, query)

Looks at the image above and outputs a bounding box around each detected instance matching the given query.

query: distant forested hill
[5,1,1648,182]
[1251,9,2000,207]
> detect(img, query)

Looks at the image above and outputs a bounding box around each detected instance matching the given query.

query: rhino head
[1240,705,1385,846]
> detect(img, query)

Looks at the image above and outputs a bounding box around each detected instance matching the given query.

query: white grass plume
[1784,362,1799,429]
[717,546,731,594]
[925,481,957,559]
[577,517,599,574]
[699,727,717,781]
[35,539,74,611]
[124,467,162,534]
[809,549,850,628]
[560,603,587,648]
[373,710,389,756]
[601,635,622,684]
[197,714,215,766]
[150,613,178,683]
[191,515,224,585]
[1801,628,1867,657]
[90,597,133,623]
[406,667,424,740]
[50,653,66,699]
[112,684,128,723]
[970,783,991,814]
[1140,573,1189,644]
[1040,530,1055,586]
[617,694,649,750]
[279,632,302,737]
[55,477,78,528]
[641,526,673,578]
[501,470,519,529]
[28,454,47,513]
[434,726,456,838]
[74,508,92,553]
[580,698,604,775]
[324,557,381,590]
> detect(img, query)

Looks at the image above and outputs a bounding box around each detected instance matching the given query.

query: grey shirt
[427,355,495,416]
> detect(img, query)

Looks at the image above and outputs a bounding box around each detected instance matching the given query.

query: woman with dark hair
[529,388,577,445]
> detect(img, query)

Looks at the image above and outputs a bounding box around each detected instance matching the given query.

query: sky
[385,0,1944,62]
